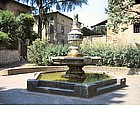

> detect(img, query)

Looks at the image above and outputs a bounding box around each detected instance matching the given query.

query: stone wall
[0,0,31,16]
[0,50,20,65]
[107,4,140,46]
[82,35,107,45]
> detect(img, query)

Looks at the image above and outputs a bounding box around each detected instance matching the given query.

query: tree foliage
[107,0,140,33]
[0,10,36,49]
[17,0,88,38]
[17,13,38,41]
[0,10,18,48]
[81,25,107,36]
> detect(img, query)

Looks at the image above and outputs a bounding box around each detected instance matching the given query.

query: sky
[18,0,108,28]
[60,0,108,28]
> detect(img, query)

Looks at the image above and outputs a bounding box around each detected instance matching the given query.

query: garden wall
[82,35,107,45]
[0,50,20,65]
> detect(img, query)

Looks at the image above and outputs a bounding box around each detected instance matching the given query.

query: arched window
[61,25,64,34]
[50,24,54,34]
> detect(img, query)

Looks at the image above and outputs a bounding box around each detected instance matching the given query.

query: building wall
[44,12,73,44]
[0,0,31,65]
[0,1,5,10]
[0,50,19,65]
[82,35,107,45]
[107,4,140,46]
[34,12,81,44]
[0,0,31,16]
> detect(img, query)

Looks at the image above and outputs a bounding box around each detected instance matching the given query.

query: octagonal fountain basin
[27,70,126,98]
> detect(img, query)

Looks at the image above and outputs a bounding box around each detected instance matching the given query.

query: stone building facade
[0,0,31,16]
[34,11,81,44]
[107,1,140,46]
[0,0,31,65]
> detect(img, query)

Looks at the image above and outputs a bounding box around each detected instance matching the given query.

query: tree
[92,25,107,35]
[81,25,107,36]
[107,0,140,33]
[0,10,18,49]
[17,13,38,41]
[81,27,92,36]
[17,0,88,39]
[0,10,36,49]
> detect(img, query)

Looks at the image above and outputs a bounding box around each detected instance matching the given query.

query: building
[0,0,31,16]
[0,0,31,65]
[107,0,140,46]
[34,11,81,44]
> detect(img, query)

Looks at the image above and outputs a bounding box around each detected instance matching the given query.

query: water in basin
[38,72,112,84]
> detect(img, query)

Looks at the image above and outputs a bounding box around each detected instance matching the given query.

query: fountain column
[63,14,85,78]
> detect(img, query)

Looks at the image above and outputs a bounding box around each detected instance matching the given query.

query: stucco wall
[0,50,20,65]
[107,4,140,46]
[82,35,107,45]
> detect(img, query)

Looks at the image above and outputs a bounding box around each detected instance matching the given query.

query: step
[38,80,75,90]
[97,84,122,94]
[94,79,117,88]
[36,86,75,96]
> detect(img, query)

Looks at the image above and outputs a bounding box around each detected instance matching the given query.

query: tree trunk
[38,0,43,39]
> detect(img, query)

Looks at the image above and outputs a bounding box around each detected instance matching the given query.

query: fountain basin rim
[50,56,101,60]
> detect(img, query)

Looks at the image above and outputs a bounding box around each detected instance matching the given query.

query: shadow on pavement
[0,86,127,105]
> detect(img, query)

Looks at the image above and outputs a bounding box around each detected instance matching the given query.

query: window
[133,23,140,33]
[135,0,140,4]
[50,16,54,21]
[61,25,64,34]
[50,24,54,34]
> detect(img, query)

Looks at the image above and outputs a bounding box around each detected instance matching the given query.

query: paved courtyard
[0,67,140,105]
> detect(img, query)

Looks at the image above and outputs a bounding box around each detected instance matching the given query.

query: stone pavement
[0,66,140,105]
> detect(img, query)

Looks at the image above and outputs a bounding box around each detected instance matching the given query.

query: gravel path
[0,70,140,105]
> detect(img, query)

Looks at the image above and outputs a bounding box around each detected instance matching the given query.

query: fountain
[50,14,101,79]
[27,14,126,98]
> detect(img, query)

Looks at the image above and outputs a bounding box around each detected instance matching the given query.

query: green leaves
[81,43,140,68]
[0,10,18,49]
[16,13,36,40]
[0,10,37,49]
[107,0,139,33]
[28,39,69,65]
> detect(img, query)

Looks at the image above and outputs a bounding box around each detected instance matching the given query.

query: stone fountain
[27,14,126,98]
[50,14,101,79]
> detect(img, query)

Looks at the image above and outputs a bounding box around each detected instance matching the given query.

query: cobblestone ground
[0,70,140,105]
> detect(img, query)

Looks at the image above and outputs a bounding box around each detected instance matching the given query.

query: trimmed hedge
[81,43,140,68]
[28,40,140,68]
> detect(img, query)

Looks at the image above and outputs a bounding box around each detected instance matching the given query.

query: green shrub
[81,43,140,68]
[0,31,12,47]
[0,10,18,49]
[125,46,140,68]
[28,39,69,65]
[28,40,140,68]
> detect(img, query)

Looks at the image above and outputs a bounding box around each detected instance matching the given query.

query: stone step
[38,80,75,90]
[97,84,122,94]
[94,79,117,88]
[36,86,75,97]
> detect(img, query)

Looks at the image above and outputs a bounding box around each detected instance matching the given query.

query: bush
[0,31,12,47]
[0,10,18,49]
[28,40,140,68]
[81,43,140,68]
[28,39,69,65]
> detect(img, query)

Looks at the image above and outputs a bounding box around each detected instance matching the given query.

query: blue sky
[61,0,108,28]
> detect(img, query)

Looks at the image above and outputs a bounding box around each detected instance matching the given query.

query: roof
[91,20,107,28]
[46,11,73,21]
[1,0,32,9]
[45,11,82,24]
